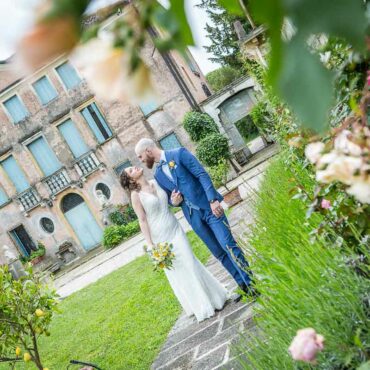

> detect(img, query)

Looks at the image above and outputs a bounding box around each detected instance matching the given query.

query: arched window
[61,193,84,213]
[40,217,55,234]
[95,183,111,200]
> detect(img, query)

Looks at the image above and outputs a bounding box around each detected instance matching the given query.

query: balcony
[17,187,41,213]
[42,168,72,196]
[74,151,102,178]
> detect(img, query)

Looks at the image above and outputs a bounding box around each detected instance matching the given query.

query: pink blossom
[321,199,331,209]
[289,328,325,364]
[367,71,370,87]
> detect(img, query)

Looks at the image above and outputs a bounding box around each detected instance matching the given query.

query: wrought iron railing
[42,168,71,195]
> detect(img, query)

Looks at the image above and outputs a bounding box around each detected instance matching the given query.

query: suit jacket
[154,147,223,210]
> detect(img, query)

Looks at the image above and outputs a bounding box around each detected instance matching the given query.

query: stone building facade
[0,17,210,268]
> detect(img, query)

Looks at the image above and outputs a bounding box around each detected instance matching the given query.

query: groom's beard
[145,157,155,169]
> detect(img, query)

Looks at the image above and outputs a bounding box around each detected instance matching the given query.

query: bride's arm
[131,192,155,250]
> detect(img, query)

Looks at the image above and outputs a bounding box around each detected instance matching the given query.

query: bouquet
[145,242,175,271]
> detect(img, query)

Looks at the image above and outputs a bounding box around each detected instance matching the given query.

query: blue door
[62,193,103,250]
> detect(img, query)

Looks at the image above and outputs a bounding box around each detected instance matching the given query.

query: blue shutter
[81,103,112,143]
[139,100,158,116]
[56,62,81,89]
[160,134,181,150]
[114,160,132,176]
[0,187,9,206]
[33,76,58,105]
[3,95,28,123]
[1,156,29,193]
[58,119,89,158]
[10,230,29,257]
[27,137,61,176]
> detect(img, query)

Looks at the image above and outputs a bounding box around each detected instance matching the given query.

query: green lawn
[9,232,210,370]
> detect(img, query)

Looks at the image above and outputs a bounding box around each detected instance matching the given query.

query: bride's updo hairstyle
[119,170,141,196]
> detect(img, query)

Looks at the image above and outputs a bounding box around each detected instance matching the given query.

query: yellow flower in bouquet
[146,242,175,271]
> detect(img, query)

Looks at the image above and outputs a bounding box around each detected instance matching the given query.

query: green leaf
[277,36,334,132]
[283,0,367,52]
[249,0,285,86]
[217,0,243,16]
[46,0,91,19]
[169,0,195,46]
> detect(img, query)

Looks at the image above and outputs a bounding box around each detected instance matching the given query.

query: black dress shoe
[233,294,243,303]
[239,283,260,298]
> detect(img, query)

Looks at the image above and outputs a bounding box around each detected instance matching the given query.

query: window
[81,103,112,143]
[0,187,9,207]
[27,137,61,176]
[185,55,199,74]
[139,100,158,116]
[32,76,58,105]
[40,217,55,234]
[61,193,84,213]
[0,156,29,193]
[3,95,28,123]
[58,119,89,158]
[95,183,111,199]
[159,133,182,150]
[114,160,131,176]
[56,61,81,89]
[9,225,37,257]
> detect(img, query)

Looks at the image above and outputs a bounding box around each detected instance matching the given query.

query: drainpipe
[147,26,199,110]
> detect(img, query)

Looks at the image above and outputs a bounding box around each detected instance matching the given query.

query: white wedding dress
[139,180,228,322]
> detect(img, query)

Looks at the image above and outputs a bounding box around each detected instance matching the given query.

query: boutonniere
[168,160,176,170]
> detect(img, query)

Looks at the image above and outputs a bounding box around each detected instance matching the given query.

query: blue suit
[154,147,252,287]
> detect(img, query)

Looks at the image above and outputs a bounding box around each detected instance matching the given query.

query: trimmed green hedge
[183,111,219,142]
[102,220,140,249]
[196,133,230,167]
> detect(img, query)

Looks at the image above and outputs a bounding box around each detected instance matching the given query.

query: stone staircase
[151,256,258,370]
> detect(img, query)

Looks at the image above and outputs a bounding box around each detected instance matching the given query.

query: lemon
[15,347,21,356]
[35,309,45,317]
[24,353,32,362]
[35,327,43,334]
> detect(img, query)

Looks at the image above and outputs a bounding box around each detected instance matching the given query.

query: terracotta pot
[223,188,242,207]
[30,255,44,265]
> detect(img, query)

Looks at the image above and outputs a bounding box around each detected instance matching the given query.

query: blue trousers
[183,207,252,286]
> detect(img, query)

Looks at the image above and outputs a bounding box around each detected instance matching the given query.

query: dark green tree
[205,65,242,92]
[197,0,251,68]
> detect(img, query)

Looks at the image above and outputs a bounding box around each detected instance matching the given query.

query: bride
[120,166,228,322]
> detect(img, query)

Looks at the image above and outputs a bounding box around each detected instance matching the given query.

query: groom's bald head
[135,138,157,155]
[135,138,161,169]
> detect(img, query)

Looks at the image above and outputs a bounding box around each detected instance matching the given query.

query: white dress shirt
[160,151,174,181]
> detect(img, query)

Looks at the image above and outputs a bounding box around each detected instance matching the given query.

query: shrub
[236,155,369,369]
[205,66,242,92]
[196,133,230,167]
[123,220,140,239]
[109,205,137,226]
[109,210,126,226]
[182,111,218,142]
[207,159,229,189]
[103,220,140,249]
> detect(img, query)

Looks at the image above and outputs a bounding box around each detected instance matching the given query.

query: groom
[135,138,257,298]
